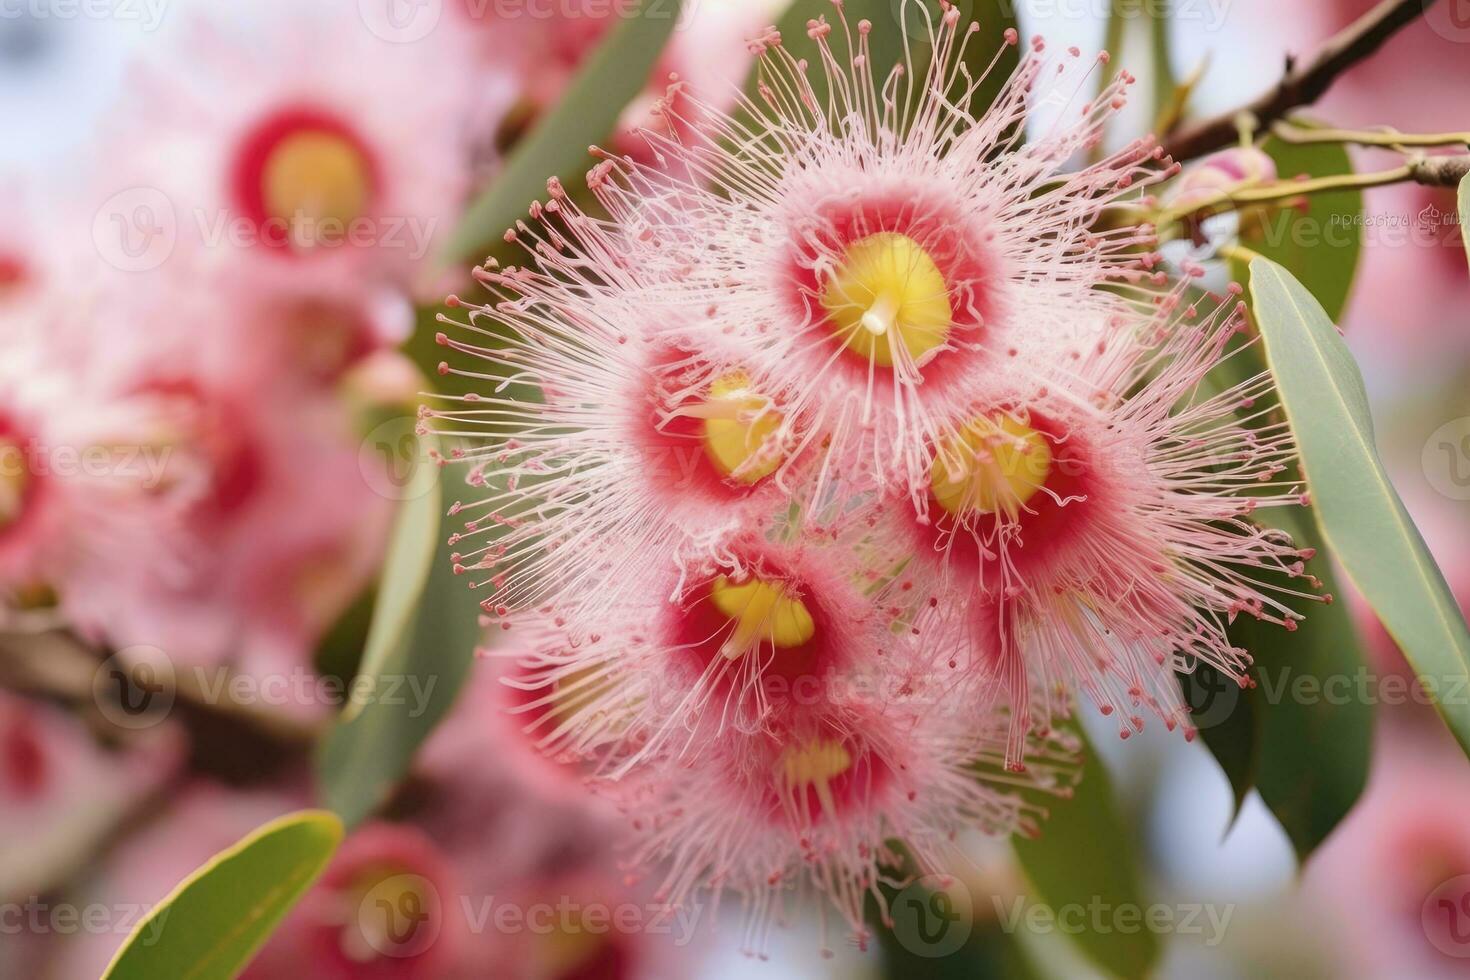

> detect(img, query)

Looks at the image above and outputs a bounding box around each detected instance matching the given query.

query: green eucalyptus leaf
[1182,296,1372,855]
[317,435,483,828]
[1012,729,1159,979]
[1227,506,1371,861]
[103,811,342,980]
[344,438,444,718]
[1249,256,1470,758]
[1179,659,1260,821]
[1247,128,1362,322]
[442,0,683,263]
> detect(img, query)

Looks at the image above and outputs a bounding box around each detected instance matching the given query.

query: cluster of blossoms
[0,0,505,680]
[430,0,1325,950]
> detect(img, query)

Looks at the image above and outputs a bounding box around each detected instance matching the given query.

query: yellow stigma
[819,232,953,368]
[0,438,28,531]
[779,738,853,816]
[262,131,372,232]
[698,371,783,484]
[708,574,815,659]
[930,413,1052,519]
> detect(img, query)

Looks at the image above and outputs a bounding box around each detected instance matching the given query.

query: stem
[1272,122,1470,149]
[1158,155,1470,228]
[1159,166,1413,227]
[1161,0,1436,163]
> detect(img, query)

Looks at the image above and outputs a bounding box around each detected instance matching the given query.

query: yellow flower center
[0,438,29,531]
[819,232,953,368]
[698,371,783,484]
[778,738,853,816]
[931,413,1052,519]
[262,131,372,235]
[708,573,815,660]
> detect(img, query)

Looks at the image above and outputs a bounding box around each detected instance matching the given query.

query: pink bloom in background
[0,690,183,910]
[413,655,622,864]
[245,821,475,980]
[455,0,766,167]
[35,260,402,686]
[89,0,501,297]
[0,190,51,311]
[0,317,195,629]
[1306,722,1470,979]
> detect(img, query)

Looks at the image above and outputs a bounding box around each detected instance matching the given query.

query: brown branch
[0,631,317,783]
[1407,153,1470,187]
[1161,0,1437,163]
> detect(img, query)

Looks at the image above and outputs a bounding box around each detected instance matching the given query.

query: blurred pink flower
[0,318,196,627]
[57,269,400,688]
[245,821,476,980]
[1305,722,1470,977]
[90,0,500,297]
[0,691,185,906]
[455,0,765,166]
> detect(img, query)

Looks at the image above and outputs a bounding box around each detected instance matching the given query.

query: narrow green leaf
[1231,507,1372,860]
[103,811,342,980]
[1248,129,1362,322]
[317,441,483,828]
[344,436,443,720]
[1012,729,1159,979]
[442,0,682,263]
[1249,256,1470,757]
[1184,303,1371,855]
[1179,660,1260,820]
[1458,172,1470,275]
